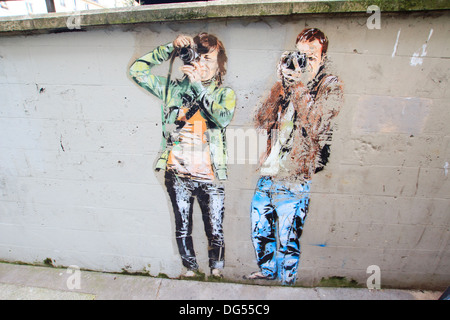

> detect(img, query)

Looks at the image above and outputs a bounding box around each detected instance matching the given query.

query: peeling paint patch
[444,162,449,177]
[410,28,433,66]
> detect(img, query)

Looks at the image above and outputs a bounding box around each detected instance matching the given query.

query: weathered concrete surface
[0,283,95,300]
[0,2,449,290]
[0,262,443,300]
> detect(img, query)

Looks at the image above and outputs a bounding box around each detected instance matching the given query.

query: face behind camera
[179,45,220,82]
[295,39,324,82]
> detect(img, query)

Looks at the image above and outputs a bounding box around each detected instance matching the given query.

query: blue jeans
[250,176,311,285]
[165,171,225,271]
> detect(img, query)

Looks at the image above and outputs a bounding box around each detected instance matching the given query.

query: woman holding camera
[129,33,236,278]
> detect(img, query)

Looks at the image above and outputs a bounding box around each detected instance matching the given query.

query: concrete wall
[0,2,449,289]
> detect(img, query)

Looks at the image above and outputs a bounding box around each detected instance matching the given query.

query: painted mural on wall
[129,33,236,278]
[129,27,342,285]
[246,28,344,285]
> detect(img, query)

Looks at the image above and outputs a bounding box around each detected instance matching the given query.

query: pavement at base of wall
[0,262,445,301]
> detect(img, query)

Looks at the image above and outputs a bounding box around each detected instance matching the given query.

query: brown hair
[296,28,328,56]
[255,28,329,130]
[194,32,227,86]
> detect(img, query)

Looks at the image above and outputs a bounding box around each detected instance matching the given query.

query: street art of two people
[129,28,343,285]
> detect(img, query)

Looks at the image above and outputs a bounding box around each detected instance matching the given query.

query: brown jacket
[255,70,344,182]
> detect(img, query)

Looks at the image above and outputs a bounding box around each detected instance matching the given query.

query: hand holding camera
[173,35,202,83]
[173,35,195,51]
[278,50,308,86]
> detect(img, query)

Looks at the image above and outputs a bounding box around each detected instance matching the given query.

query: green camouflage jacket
[129,43,236,180]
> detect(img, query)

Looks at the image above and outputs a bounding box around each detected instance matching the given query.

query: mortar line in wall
[337,164,450,170]
[0,146,159,156]
[0,83,133,88]
[309,192,450,200]
[0,82,135,87]
[3,181,448,201]
[303,220,449,228]
[2,173,449,197]
[225,188,450,199]
[0,243,174,260]
[0,115,160,123]
[1,158,448,172]
[0,204,170,218]
[0,223,174,239]
[1,241,444,258]
[0,199,167,209]
[5,165,444,177]
[330,51,450,59]
[0,199,169,214]
[1,179,448,202]
[1,175,164,185]
[337,163,446,169]
[3,217,445,230]
[303,244,448,254]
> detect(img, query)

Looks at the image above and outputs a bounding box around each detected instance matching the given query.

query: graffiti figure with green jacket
[129,33,236,278]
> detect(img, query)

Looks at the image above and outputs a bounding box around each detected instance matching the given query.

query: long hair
[193,32,228,86]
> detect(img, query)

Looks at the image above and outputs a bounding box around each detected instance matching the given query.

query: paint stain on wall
[410,29,433,66]
[392,29,401,58]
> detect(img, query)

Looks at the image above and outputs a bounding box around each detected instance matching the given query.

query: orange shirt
[167,107,215,182]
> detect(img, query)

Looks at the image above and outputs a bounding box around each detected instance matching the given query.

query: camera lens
[285,53,295,70]
[284,52,307,70]
[296,53,307,69]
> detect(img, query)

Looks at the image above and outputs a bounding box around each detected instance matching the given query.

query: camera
[178,45,199,64]
[283,51,307,71]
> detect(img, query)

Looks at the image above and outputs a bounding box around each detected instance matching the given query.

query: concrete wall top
[1,0,450,36]
[1,0,450,291]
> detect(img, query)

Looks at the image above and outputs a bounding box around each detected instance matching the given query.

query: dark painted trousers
[164,170,225,271]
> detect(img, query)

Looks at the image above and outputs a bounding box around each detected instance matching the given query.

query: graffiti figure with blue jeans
[247,28,343,285]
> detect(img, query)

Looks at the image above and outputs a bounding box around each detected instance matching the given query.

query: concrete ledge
[0,283,96,300]
[0,262,443,300]
[1,0,450,35]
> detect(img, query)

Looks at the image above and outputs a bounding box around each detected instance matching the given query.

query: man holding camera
[129,33,236,278]
[247,28,343,285]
